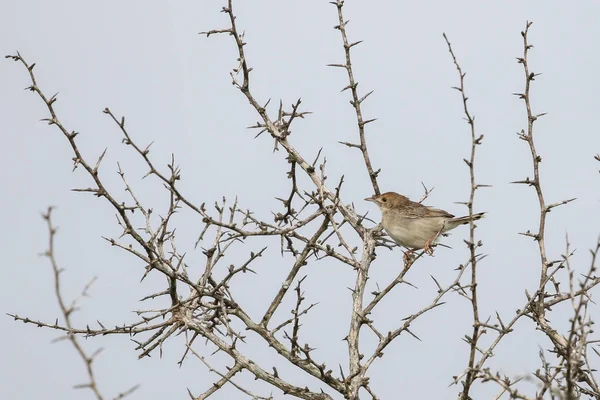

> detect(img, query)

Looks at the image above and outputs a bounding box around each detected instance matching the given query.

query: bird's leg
[423,239,434,255]
[424,225,446,256]
[403,248,414,264]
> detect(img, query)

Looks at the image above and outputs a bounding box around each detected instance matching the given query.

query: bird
[365,191,485,257]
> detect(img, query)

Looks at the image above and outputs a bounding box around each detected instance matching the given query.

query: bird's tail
[446,212,486,230]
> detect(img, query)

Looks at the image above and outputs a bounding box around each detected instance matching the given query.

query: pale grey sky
[1,1,599,399]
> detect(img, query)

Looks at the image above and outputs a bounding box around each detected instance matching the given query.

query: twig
[442,33,485,399]
[330,0,380,195]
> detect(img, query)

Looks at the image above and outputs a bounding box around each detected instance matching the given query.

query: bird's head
[364,192,410,211]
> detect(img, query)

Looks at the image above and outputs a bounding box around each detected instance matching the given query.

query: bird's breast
[382,213,446,249]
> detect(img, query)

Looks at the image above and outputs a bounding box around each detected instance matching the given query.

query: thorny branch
[200,0,364,239]
[329,0,380,196]
[7,49,341,399]
[185,343,273,400]
[510,22,598,397]
[513,22,552,314]
[442,33,486,399]
[7,5,600,400]
[7,1,454,398]
[40,208,139,400]
[447,22,600,398]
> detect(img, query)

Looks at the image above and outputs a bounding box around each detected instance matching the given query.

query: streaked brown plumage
[365,191,484,254]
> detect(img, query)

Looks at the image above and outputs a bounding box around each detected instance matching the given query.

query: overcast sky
[2,1,600,399]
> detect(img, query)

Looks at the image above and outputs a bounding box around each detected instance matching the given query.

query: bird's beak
[364,196,377,203]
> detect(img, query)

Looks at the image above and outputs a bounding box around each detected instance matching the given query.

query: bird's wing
[422,207,455,219]
[402,202,455,219]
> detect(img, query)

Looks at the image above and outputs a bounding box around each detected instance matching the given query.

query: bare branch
[330,0,380,195]
[443,33,485,399]
[40,208,138,400]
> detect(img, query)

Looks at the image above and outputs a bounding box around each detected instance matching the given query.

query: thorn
[347,40,363,49]
[360,118,377,126]
[358,90,374,104]
[48,92,59,105]
[510,177,535,186]
[545,198,576,212]
[93,148,108,174]
[338,141,361,149]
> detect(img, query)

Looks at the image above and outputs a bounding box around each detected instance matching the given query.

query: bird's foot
[423,240,435,256]
[403,249,415,264]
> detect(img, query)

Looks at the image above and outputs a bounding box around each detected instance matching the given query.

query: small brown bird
[365,192,485,256]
